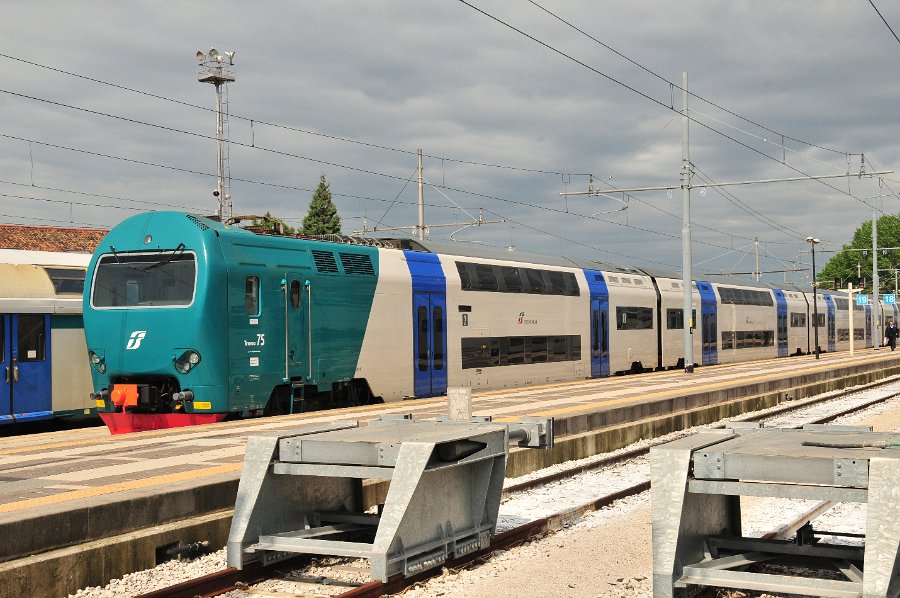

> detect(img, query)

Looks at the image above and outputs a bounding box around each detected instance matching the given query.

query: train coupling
[172,390,194,403]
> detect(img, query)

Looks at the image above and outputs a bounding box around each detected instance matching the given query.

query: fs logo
[125,330,147,350]
[517,311,538,325]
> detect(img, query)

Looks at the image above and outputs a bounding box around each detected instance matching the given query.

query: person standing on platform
[886,319,899,351]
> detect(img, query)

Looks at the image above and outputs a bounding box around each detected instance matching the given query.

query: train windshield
[91,251,197,308]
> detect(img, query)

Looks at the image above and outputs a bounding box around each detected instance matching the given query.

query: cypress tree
[302,175,342,235]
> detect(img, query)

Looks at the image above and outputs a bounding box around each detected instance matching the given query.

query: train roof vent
[186,214,210,231]
[311,250,339,273]
[339,252,375,276]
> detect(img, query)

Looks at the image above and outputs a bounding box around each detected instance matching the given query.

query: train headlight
[88,351,106,374]
[174,350,201,374]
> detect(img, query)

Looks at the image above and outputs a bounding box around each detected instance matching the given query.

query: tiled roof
[0,224,108,252]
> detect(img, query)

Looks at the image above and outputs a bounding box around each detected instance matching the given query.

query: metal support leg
[863,457,900,598]
[652,432,741,597]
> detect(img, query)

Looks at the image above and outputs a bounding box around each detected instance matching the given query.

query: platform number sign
[885,294,896,305]
[857,294,869,306]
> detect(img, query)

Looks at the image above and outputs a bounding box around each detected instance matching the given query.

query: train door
[1,314,52,423]
[773,289,788,358]
[697,282,718,365]
[413,293,447,397]
[865,305,873,348]
[823,294,836,352]
[0,315,8,423]
[405,251,447,398]
[283,273,307,398]
[227,268,274,411]
[584,269,610,377]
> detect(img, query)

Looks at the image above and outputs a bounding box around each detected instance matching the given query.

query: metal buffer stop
[227,414,553,581]
[651,423,900,598]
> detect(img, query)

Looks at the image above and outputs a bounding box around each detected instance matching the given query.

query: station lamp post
[807,236,820,359]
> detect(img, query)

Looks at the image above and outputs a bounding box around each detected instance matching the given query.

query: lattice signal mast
[196,48,235,220]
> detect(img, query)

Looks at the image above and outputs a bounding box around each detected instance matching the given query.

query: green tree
[818,214,900,292]
[302,175,342,235]
[251,211,295,234]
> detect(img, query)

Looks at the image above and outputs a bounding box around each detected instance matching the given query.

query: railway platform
[2,350,900,596]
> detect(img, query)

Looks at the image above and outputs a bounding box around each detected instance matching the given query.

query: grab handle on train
[12,365,18,383]
[3,366,7,384]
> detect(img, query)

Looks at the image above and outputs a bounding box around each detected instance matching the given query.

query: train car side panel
[50,315,94,417]
[655,276,702,370]
[356,249,413,402]
[444,256,586,390]
[606,273,657,373]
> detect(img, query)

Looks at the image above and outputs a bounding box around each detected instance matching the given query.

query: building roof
[0,224,107,253]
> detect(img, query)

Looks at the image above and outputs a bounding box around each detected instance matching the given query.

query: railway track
[128,376,900,598]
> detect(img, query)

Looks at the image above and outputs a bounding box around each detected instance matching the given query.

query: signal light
[174,350,202,374]
[88,351,106,374]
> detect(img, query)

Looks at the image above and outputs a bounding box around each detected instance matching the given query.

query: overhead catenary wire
[524,0,849,157]
[0,52,587,179]
[0,179,194,212]
[0,25,870,273]
[0,26,881,220]
[457,0,883,213]
[690,166,814,240]
[0,46,877,239]
[478,207,678,269]
[867,0,900,47]
[2,130,790,262]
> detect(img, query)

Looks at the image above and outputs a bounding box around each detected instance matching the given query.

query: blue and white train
[0,249,95,427]
[82,212,882,433]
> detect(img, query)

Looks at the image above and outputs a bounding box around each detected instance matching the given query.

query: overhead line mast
[354,149,504,239]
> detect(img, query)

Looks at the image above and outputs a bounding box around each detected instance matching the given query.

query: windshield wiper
[143,243,186,271]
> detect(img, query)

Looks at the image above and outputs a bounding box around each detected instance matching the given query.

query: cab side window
[245,276,260,315]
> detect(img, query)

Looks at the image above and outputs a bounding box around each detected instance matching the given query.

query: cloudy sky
[2,1,899,283]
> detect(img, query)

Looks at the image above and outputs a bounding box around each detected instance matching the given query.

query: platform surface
[2,349,899,562]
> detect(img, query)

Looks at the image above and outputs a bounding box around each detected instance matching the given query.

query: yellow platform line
[0,462,242,514]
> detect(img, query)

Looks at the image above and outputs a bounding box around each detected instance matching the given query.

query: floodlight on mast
[196,46,236,220]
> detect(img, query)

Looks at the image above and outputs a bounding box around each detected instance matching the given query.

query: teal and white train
[84,211,882,434]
